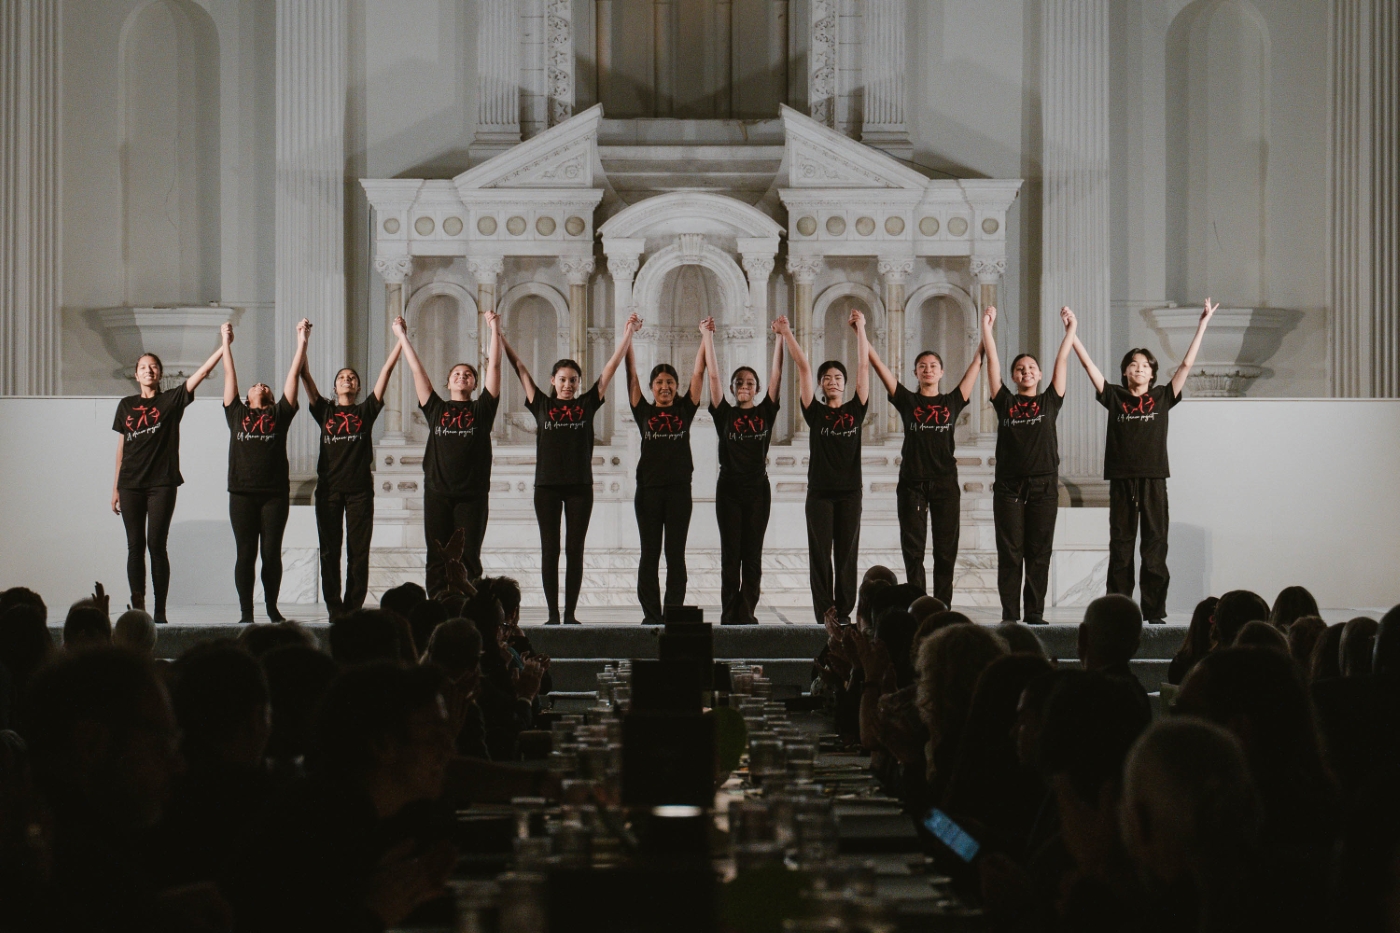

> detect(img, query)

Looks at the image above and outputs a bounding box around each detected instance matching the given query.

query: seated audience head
[1340,616,1379,677]
[425,619,483,679]
[913,610,972,650]
[954,653,1054,776]
[237,621,314,659]
[261,644,338,767]
[1234,619,1289,654]
[0,605,54,690]
[22,648,178,828]
[1286,615,1326,676]
[1374,605,1400,677]
[861,565,899,588]
[908,595,947,627]
[915,623,1006,769]
[112,609,157,657]
[855,578,892,632]
[1269,585,1320,632]
[311,662,454,811]
[1121,717,1261,891]
[872,609,918,686]
[1176,596,1220,674]
[169,642,270,769]
[487,577,524,628]
[62,603,111,652]
[1013,670,1071,768]
[870,583,925,622]
[1078,594,1143,671]
[329,609,406,666]
[0,587,45,623]
[1308,623,1345,682]
[408,600,449,661]
[1212,590,1270,647]
[995,621,1048,659]
[379,582,427,623]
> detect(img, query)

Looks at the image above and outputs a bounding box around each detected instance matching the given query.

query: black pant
[806,490,862,624]
[534,484,593,622]
[314,489,374,615]
[992,475,1059,622]
[229,492,290,618]
[1108,477,1170,620]
[896,478,961,606]
[118,486,177,620]
[634,483,693,623]
[424,492,489,596]
[716,480,771,625]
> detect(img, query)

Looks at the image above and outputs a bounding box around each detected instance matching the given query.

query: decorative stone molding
[597,190,783,242]
[861,0,913,159]
[606,252,641,286]
[1142,305,1302,398]
[95,306,234,390]
[741,254,775,286]
[545,0,573,127]
[558,255,595,286]
[786,255,824,285]
[680,233,706,263]
[633,241,750,325]
[470,0,522,162]
[405,281,478,331]
[970,257,1007,284]
[373,257,413,284]
[466,257,505,286]
[878,258,915,285]
[722,326,757,341]
[809,0,839,128]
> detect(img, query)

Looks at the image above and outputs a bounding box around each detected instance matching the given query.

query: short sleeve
[112,401,126,433]
[763,393,780,416]
[850,397,869,423]
[162,385,194,419]
[361,394,385,423]
[278,396,300,424]
[420,390,443,419]
[1095,384,1116,410]
[888,383,911,413]
[1044,387,1065,414]
[224,399,244,429]
[524,389,545,422]
[310,397,331,425]
[678,394,699,426]
[800,397,820,428]
[1162,384,1182,409]
[947,389,969,418]
[582,383,603,417]
[478,388,501,425]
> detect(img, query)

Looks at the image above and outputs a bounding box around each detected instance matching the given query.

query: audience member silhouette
[1235,619,1290,654]
[1211,589,1271,647]
[1286,615,1326,676]
[1167,595,1217,685]
[61,603,111,652]
[1340,615,1378,677]
[113,609,157,657]
[1270,585,1320,632]
[260,643,338,780]
[1308,622,1345,683]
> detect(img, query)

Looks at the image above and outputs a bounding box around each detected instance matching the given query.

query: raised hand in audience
[435,528,477,597]
[89,581,109,618]
[513,656,546,701]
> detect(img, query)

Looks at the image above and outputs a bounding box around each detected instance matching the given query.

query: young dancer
[1069,298,1218,623]
[705,316,787,626]
[982,305,1074,625]
[625,317,709,625]
[301,323,404,617]
[221,318,310,623]
[867,322,983,606]
[398,310,502,595]
[502,314,636,624]
[781,308,871,625]
[110,337,227,623]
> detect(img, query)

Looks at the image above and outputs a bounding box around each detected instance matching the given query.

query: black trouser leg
[927,479,961,608]
[562,485,593,621]
[342,491,375,612]
[1021,476,1060,622]
[315,490,347,613]
[661,484,692,611]
[457,495,489,581]
[534,487,564,621]
[144,486,177,621]
[1107,479,1141,601]
[119,488,150,610]
[230,493,262,617]
[895,483,929,593]
[831,491,863,622]
[1137,478,1170,620]
[423,492,455,597]
[716,484,744,624]
[806,493,836,624]
[993,480,1026,621]
[635,486,665,623]
[740,483,771,623]
[259,495,290,617]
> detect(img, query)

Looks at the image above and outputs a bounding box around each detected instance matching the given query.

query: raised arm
[371,323,405,402]
[776,316,812,408]
[705,319,724,406]
[300,355,324,406]
[849,309,870,404]
[687,318,710,405]
[624,340,642,407]
[866,328,899,397]
[1052,307,1076,396]
[483,310,502,397]
[981,306,1002,398]
[284,319,310,405]
[1170,298,1217,396]
[1067,307,1106,394]
[184,337,228,394]
[956,335,984,403]
[221,321,239,406]
[395,315,434,406]
[596,313,637,401]
[766,317,786,404]
[498,331,538,406]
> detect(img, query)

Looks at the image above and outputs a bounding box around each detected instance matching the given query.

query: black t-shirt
[991,386,1064,480]
[711,395,780,486]
[225,396,299,495]
[889,384,968,483]
[421,390,500,497]
[525,383,603,486]
[802,396,868,493]
[1096,383,1181,479]
[112,385,194,489]
[632,394,699,487]
[310,395,384,494]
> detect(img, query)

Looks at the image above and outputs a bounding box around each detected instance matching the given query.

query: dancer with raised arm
[706,316,786,626]
[982,306,1074,625]
[221,317,309,623]
[398,311,502,595]
[301,326,403,617]
[867,322,983,606]
[111,334,227,623]
[625,317,709,625]
[1069,298,1218,623]
[502,314,636,624]
[781,309,871,624]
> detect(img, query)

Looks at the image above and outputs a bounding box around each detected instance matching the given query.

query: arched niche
[642,264,723,379]
[119,0,220,306]
[1166,0,1270,306]
[498,282,569,443]
[813,283,886,439]
[905,281,981,437]
[404,281,478,443]
[633,240,751,326]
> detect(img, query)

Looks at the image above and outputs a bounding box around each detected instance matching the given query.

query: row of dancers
[110,298,1218,624]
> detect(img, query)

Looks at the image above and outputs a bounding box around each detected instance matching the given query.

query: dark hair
[0,587,47,623]
[1081,594,1143,667]
[62,604,111,650]
[22,648,162,765]
[486,577,523,622]
[915,610,974,646]
[261,644,338,764]
[462,591,508,681]
[1270,586,1320,631]
[1287,615,1327,675]
[328,610,406,666]
[1340,616,1379,677]
[311,662,445,782]
[1214,590,1271,647]
[237,621,314,659]
[1170,596,1220,685]
[136,352,165,377]
[816,360,847,382]
[913,351,943,368]
[1010,353,1039,370]
[380,582,428,621]
[0,606,55,691]
[994,622,1048,659]
[1309,623,1345,682]
[334,367,361,385]
[551,358,583,379]
[1119,348,1159,388]
[873,610,918,686]
[1374,604,1400,677]
[408,601,450,660]
[649,363,679,386]
[1235,620,1290,654]
[1037,671,1150,803]
[169,642,268,759]
[730,366,760,390]
[424,619,483,677]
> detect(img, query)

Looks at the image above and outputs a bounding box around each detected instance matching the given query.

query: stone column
[741,251,775,378]
[470,1,521,163]
[373,258,412,443]
[787,254,822,434]
[560,255,596,363]
[860,0,912,159]
[1330,0,1399,397]
[0,0,60,396]
[467,257,504,376]
[878,257,913,433]
[1040,0,1110,483]
[604,241,644,429]
[276,0,347,478]
[972,257,1006,434]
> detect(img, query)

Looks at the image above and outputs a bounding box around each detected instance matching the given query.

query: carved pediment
[454,105,603,191]
[779,105,930,191]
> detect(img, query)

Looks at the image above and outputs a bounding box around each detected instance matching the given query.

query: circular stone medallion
[825,215,847,236]
[919,216,939,236]
[947,216,969,237]
[477,216,498,236]
[885,216,906,236]
[413,216,435,236]
[796,216,818,237]
[536,216,557,236]
[383,217,400,234]
[506,216,527,236]
[442,216,464,236]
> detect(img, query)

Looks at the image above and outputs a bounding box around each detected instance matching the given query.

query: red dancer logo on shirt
[731,414,768,437]
[1119,394,1157,422]
[825,411,857,434]
[545,402,586,429]
[1008,398,1042,421]
[646,411,685,436]
[325,411,363,436]
[912,404,952,428]
[441,407,476,430]
[242,410,277,435]
[125,404,161,432]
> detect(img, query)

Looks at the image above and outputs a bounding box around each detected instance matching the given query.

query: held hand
[296,318,311,344]
[111,490,121,515]
[772,315,791,336]
[625,312,643,335]
[485,309,500,331]
[1060,306,1077,333]
[983,306,997,330]
[220,321,234,345]
[848,308,866,330]
[1202,297,1218,323]
[391,315,407,338]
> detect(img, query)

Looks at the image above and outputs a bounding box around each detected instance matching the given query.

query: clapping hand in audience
[89,581,109,617]
[513,655,548,701]
[365,838,458,929]
[435,528,477,597]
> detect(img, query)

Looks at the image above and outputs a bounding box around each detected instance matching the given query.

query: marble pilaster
[860,0,912,159]
[471,0,522,162]
[467,257,505,376]
[373,257,413,442]
[878,257,912,433]
[559,255,595,364]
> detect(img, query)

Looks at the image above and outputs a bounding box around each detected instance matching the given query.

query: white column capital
[559,255,596,286]
[741,253,776,286]
[970,256,1007,285]
[606,251,642,287]
[466,256,505,286]
[877,257,915,285]
[373,257,414,285]
[786,255,823,285]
